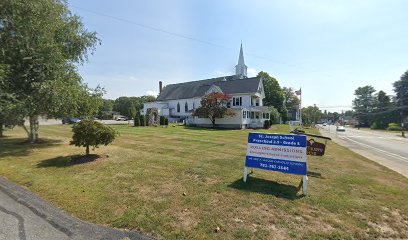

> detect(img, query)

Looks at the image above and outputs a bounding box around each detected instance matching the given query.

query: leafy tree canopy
[0,0,101,142]
[257,71,287,121]
[192,92,235,128]
[70,120,117,155]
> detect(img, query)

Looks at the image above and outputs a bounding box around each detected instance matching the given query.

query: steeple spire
[235,43,248,77]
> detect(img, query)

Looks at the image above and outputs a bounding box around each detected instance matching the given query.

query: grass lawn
[1,124,408,239]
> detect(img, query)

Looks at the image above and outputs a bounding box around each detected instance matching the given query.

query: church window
[233,97,242,106]
[185,102,188,112]
[177,102,180,112]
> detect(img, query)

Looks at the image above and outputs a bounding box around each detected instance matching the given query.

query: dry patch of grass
[1,124,408,239]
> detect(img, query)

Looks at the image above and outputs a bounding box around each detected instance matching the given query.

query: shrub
[160,116,165,125]
[70,120,117,155]
[387,123,402,131]
[140,115,145,126]
[145,115,150,126]
[263,120,271,129]
[134,112,140,126]
[164,117,169,126]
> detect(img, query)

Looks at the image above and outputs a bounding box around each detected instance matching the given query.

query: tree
[134,111,141,126]
[283,87,300,120]
[370,91,397,129]
[257,72,286,120]
[113,95,156,118]
[352,86,376,127]
[70,120,116,156]
[269,106,280,124]
[0,0,100,143]
[302,105,322,126]
[98,99,114,119]
[192,92,235,128]
[393,70,408,129]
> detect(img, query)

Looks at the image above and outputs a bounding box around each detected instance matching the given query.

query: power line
[69,5,337,76]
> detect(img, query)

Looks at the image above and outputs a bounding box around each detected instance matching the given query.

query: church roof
[156,75,262,101]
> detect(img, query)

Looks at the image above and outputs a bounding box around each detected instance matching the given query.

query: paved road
[0,177,150,240]
[319,125,408,177]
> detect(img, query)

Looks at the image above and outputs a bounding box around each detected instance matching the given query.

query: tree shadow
[0,137,62,158]
[183,126,234,131]
[307,171,324,179]
[228,176,305,200]
[36,154,107,168]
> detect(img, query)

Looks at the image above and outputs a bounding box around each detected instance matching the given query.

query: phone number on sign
[259,163,289,171]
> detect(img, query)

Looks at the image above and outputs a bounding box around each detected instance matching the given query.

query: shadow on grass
[37,154,106,168]
[228,176,304,200]
[307,171,324,179]
[183,126,232,131]
[0,137,62,158]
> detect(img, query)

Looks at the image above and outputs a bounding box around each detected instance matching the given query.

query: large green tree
[0,0,101,142]
[257,71,287,121]
[113,96,156,118]
[352,86,376,127]
[393,70,408,126]
[371,91,398,129]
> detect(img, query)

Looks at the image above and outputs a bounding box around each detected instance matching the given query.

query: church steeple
[235,43,248,77]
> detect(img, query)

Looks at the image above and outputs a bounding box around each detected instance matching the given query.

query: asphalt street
[0,177,149,240]
[319,125,408,177]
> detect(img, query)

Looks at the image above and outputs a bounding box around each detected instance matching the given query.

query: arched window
[185,102,188,112]
[177,102,180,112]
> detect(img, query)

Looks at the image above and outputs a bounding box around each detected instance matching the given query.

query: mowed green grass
[1,124,408,239]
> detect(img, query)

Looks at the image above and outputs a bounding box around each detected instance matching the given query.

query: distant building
[143,44,270,128]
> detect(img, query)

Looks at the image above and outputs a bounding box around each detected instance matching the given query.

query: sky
[68,0,408,112]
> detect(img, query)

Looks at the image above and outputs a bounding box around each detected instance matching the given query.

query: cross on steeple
[235,43,248,78]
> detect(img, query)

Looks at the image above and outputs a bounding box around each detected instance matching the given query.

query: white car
[116,117,128,121]
[336,126,346,132]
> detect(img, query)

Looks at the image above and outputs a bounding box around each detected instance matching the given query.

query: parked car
[336,126,346,132]
[323,123,327,126]
[116,117,128,121]
[62,117,81,124]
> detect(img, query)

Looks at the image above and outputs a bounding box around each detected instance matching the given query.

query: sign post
[244,133,308,195]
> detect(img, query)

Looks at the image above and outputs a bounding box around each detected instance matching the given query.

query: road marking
[340,135,408,163]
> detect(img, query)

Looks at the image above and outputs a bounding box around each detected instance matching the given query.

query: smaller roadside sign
[306,139,326,156]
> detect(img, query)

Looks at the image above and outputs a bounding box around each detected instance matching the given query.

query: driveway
[0,177,150,240]
[319,125,408,177]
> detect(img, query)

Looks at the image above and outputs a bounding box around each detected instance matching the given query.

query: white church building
[143,45,270,129]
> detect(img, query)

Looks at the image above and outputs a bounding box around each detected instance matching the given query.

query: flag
[295,89,301,96]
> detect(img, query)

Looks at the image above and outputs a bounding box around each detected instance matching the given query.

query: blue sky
[69,0,408,112]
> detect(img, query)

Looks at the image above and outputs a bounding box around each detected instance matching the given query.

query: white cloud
[247,68,258,77]
[146,90,158,96]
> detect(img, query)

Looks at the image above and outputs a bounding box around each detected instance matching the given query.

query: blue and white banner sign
[246,133,307,175]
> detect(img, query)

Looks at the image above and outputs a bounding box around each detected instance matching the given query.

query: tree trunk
[29,115,39,143]
[211,118,216,128]
[0,123,3,138]
[86,145,90,155]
